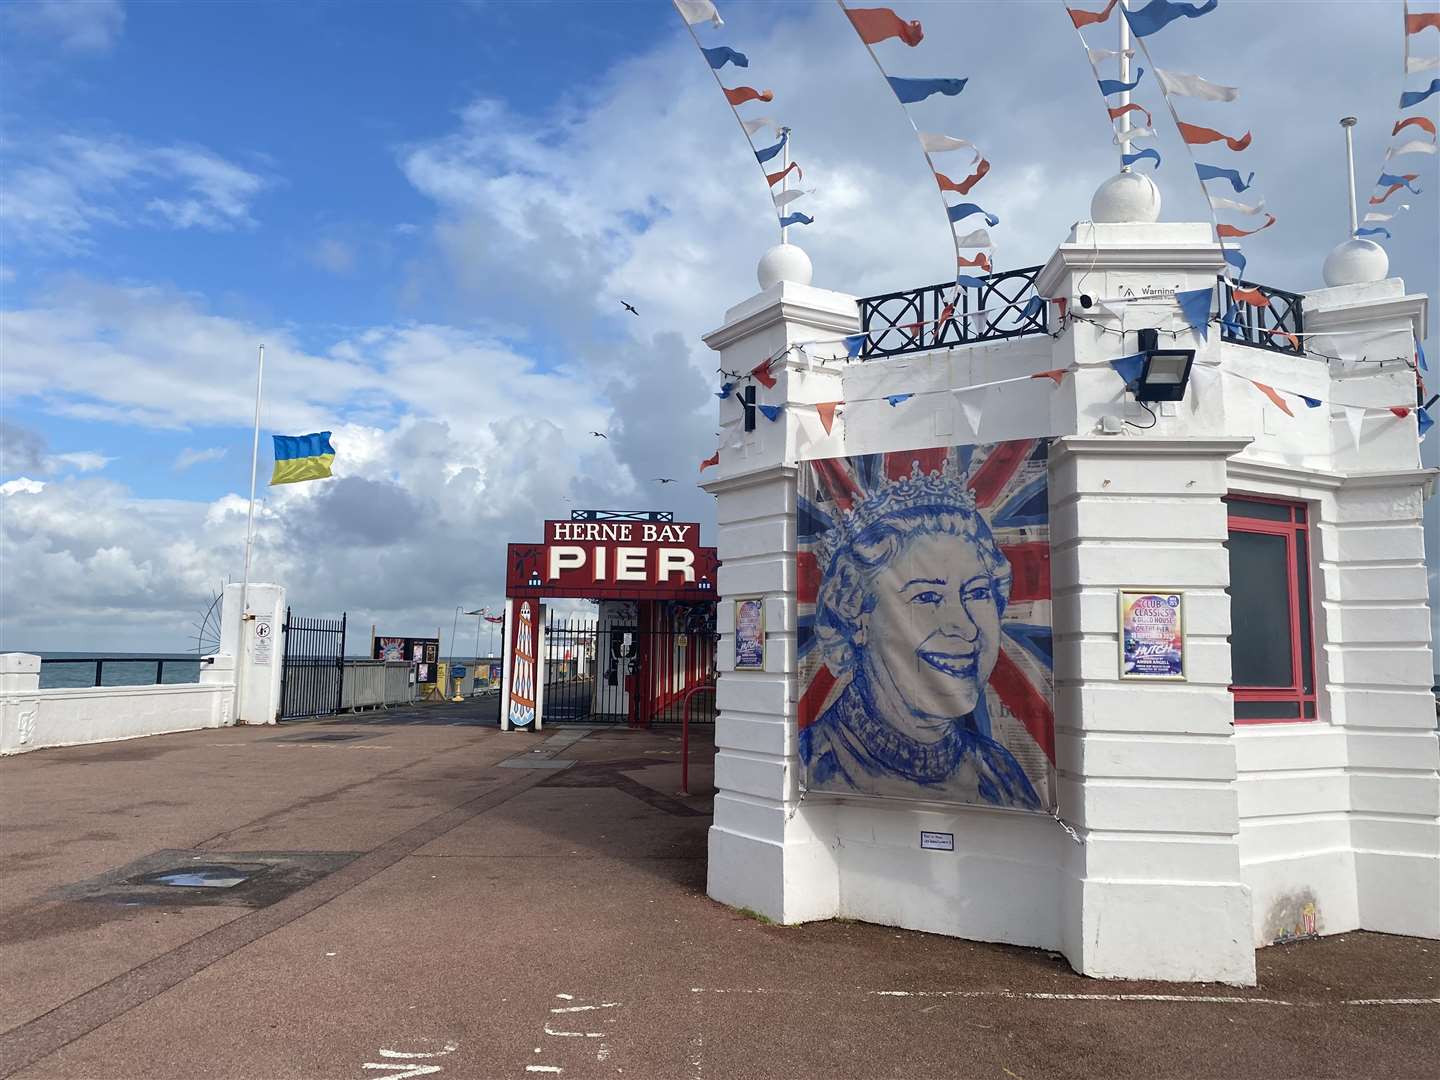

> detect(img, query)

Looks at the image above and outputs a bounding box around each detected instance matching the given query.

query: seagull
[621,301,639,316]
[653,477,676,484]
[589,431,608,439]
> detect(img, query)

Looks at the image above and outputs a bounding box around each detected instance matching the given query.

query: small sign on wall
[920,831,955,852]
[252,618,273,666]
[733,597,765,670]
[1119,589,1186,680]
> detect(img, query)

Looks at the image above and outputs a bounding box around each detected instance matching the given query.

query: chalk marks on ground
[360,1040,458,1079]
[524,993,622,1074]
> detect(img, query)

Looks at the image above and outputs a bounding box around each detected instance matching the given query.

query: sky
[1,0,1437,654]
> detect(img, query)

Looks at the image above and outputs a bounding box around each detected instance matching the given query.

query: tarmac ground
[0,698,1436,1080]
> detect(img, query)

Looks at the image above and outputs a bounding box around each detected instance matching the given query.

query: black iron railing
[279,610,347,720]
[857,265,1048,360]
[38,656,203,689]
[1220,278,1305,356]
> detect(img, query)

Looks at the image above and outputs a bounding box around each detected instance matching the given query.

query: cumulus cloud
[3,0,124,53]
[1,134,269,252]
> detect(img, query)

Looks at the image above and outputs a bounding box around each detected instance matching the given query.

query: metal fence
[339,660,414,711]
[37,656,203,689]
[279,610,347,720]
[542,611,717,726]
[1219,279,1306,356]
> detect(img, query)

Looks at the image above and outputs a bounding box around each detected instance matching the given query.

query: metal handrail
[679,683,716,796]
[38,655,203,687]
[857,264,1048,360]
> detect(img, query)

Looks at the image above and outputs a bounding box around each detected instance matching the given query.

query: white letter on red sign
[593,546,607,581]
[548,545,586,580]
[614,547,647,581]
[657,548,695,582]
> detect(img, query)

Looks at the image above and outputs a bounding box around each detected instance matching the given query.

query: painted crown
[817,454,977,568]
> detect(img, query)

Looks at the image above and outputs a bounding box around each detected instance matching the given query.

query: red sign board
[506,519,718,601]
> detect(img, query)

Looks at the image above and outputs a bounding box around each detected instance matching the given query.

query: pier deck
[0,701,1435,1079]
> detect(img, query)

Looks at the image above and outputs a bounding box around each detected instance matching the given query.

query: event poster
[796,440,1055,811]
[734,598,764,670]
[1120,590,1186,680]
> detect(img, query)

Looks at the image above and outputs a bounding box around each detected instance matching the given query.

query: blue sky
[2,0,1437,651]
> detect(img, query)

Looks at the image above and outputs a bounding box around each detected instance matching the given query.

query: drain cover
[140,864,267,889]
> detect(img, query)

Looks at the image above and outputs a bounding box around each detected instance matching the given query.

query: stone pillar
[0,653,42,755]
[220,582,286,725]
[701,257,858,922]
[1051,437,1256,984]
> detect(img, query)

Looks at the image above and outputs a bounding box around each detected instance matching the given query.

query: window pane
[1303,700,1316,718]
[1236,699,1302,720]
[1296,531,1314,694]
[1227,498,1291,522]
[1228,530,1295,687]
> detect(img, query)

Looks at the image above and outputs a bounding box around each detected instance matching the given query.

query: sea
[34,652,204,690]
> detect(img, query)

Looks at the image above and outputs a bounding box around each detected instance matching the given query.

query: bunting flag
[816,401,843,435]
[1221,246,1247,277]
[1031,369,1069,386]
[1021,295,1046,321]
[1300,395,1322,409]
[844,334,866,359]
[1418,337,1428,372]
[1407,9,1440,32]
[1175,285,1214,340]
[1089,46,1135,64]
[767,161,802,187]
[1216,213,1277,238]
[702,45,748,68]
[1098,67,1145,95]
[675,2,814,233]
[1231,285,1270,307]
[887,76,968,103]
[758,403,784,421]
[1387,140,1439,158]
[957,251,993,272]
[1196,163,1256,191]
[1177,122,1252,151]
[717,381,735,399]
[1393,115,1438,137]
[1250,380,1294,417]
[1113,125,1159,142]
[846,6,925,46]
[955,274,987,288]
[1110,352,1147,385]
[1108,102,1153,125]
[1391,406,1413,418]
[751,358,777,387]
[1220,301,1244,335]
[1209,195,1266,215]
[675,0,723,26]
[954,227,994,247]
[1419,408,1435,437]
[779,211,815,228]
[1068,0,1120,28]
[773,188,808,208]
[947,202,999,225]
[918,132,979,157]
[1121,148,1162,168]
[885,393,914,406]
[1345,407,1366,449]
[1409,55,1440,73]
[1153,68,1239,101]
[935,159,990,194]
[1371,181,1416,204]
[754,130,787,163]
[700,450,720,471]
[1399,78,1440,108]
[1356,226,1393,239]
[1123,0,1218,38]
[1364,205,1410,220]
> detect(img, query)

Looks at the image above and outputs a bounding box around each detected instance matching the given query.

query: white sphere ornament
[757,243,813,289]
[1090,171,1162,224]
[1322,238,1388,287]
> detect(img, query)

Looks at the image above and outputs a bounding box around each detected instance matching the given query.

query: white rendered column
[0,654,42,755]
[221,582,287,725]
[701,249,858,922]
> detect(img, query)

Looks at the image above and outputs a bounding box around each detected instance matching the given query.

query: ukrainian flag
[270,432,336,485]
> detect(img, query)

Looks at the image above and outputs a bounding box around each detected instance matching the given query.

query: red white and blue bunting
[673,0,814,233]
[1360,4,1438,243]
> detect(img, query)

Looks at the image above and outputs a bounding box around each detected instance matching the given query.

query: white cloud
[1,134,269,252]
[43,451,111,473]
[0,478,46,496]
[3,0,124,53]
[174,447,227,471]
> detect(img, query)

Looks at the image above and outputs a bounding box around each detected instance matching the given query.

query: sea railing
[38,655,204,689]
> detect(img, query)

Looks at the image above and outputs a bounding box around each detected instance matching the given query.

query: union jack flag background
[796,439,1055,807]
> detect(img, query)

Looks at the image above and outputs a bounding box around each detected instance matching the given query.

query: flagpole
[1340,116,1359,237]
[780,129,790,244]
[236,342,264,723]
[1118,0,1132,172]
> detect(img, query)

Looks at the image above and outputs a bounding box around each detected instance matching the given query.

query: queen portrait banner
[796,440,1055,811]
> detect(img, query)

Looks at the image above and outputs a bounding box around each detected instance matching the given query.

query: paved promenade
[1,701,1435,1079]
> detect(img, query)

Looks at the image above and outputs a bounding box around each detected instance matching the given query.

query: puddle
[138,864,268,889]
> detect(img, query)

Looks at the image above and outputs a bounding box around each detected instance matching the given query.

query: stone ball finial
[1090,171,1162,224]
[1322,238,1388,287]
[757,243,813,289]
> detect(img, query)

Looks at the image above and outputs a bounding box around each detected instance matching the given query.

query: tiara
[816,453,979,568]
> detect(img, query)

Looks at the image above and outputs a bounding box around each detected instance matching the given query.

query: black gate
[280,609,347,720]
[542,606,716,726]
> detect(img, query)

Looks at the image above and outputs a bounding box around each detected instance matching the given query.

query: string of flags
[1067,0,1270,282]
[673,0,813,233]
[837,1,999,297]
[1360,4,1437,242]
[1066,1,1162,174]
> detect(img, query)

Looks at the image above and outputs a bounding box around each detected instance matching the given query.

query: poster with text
[797,440,1054,810]
[1120,590,1185,680]
[734,598,765,670]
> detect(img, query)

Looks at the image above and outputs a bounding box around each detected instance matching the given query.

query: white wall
[220,582,286,725]
[0,652,235,755]
[701,223,1438,983]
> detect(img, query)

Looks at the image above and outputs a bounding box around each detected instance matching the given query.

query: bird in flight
[621,301,639,316]
[589,430,607,439]
[653,477,676,484]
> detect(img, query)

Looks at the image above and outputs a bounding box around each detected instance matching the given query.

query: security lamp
[1133,328,1195,403]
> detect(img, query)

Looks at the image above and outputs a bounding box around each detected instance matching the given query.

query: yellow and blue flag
[270,432,335,485]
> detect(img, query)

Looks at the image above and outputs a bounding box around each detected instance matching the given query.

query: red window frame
[1225,494,1318,724]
